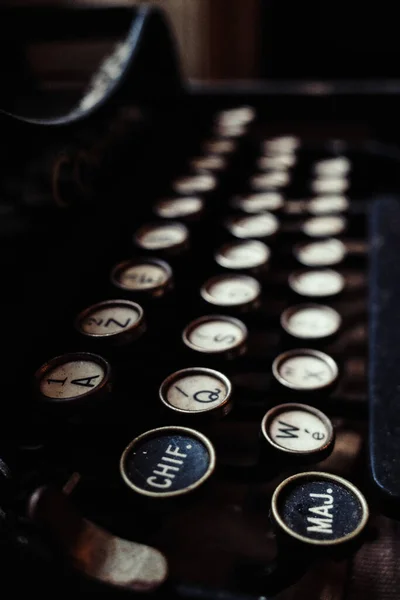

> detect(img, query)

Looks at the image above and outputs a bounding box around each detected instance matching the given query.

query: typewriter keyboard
[2,105,378,599]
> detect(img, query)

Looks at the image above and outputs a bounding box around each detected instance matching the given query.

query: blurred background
[2,0,400,82]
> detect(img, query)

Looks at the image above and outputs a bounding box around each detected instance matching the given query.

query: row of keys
[35,346,339,410]
[73,293,341,349]
[119,424,368,549]
[109,255,347,299]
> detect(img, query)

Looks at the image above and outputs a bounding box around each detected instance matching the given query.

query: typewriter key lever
[28,485,168,592]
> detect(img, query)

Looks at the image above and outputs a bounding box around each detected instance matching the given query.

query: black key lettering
[276,419,300,439]
[304,369,324,381]
[193,388,221,403]
[175,386,189,398]
[86,317,103,326]
[70,375,100,388]
[47,377,67,386]
[214,334,236,344]
[104,318,131,329]
[126,273,156,284]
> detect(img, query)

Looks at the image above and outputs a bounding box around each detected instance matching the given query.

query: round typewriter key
[250,171,290,190]
[202,139,236,155]
[272,348,338,392]
[133,222,189,255]
[313,157,351,177]
[225,213,279,240]
[172,173,216,195]
[111,258,173,298]
[258,154,296,170]
[159,367,233,418]
[281,304,341,341]
[231,192,284,214]
[308,195,349,215]
[120,426,216,498]
[302,216,347,238]
[35,352,111,406]
[200,274,261,312]
[288,269,345,298]
[190,155,226,172]
[261,403,334,460]
[153,196,204,221]
[75,300,145,346]
[264,136,300,154]
[215,240,271,272]
[183,315,247,358]
[294,239,347,267]
[216,106,256,126]
[311,177,349,195]
[271,471,369,547]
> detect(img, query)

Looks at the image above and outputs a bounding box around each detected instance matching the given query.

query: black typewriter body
[1,6,400,600]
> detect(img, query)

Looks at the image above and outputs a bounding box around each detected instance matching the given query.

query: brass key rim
[261,402,334,456]
[280,303,342,340]
[182,314,248,356]
[159,367,233,416]
[120,426,216,499]
[110,257,173,296]
[74,299,145,340]
[271,471,369,546]
[34,352,112,405]
[272,348,339,391]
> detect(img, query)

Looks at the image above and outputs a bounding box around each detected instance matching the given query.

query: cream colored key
[153,196,204,220]
[111,258,173,297]
[202,139,236,155]
[133,222,189,254]
[294,239,347,267]
[75,300,146,345]
[289,269,345,298]
[302,216,347,238]
[160,367,233,418]
[231,192,284,213]
[250,171,290,190]
[263,135,300,154]
[272,349,338,391]
[311,177,349,194]
[173,173,216,195]
[313,157,351,177]
[214,123,247,138]
[190,155,226,172]
[182,315,247,358]
[215,240,271,271]
[215,106,256,126]
[258,154,296,170]
[225,212,279,240]
[261,403,334,456]
[200,274,261,311]
[35,352,111,404]
[281,303,342,340]
[308,195,349,215]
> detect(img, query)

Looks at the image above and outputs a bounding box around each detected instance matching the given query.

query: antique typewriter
[1,5,400,599]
